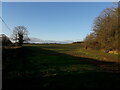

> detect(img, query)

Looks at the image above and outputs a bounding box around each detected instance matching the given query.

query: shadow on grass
[2,46,120,89]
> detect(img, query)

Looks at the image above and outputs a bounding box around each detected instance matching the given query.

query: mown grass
[3,44,120,89]
[26,44,119,63]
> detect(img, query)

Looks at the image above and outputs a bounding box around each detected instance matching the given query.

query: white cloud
[29,37,73,44]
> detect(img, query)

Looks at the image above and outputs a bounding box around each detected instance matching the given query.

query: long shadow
[2,46,120,89]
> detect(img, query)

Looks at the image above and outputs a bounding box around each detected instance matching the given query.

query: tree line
[84,3,120,53]
[1,26,29,47]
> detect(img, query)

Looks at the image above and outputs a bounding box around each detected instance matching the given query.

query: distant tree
[12,26,30,46]
[0,34,12,46]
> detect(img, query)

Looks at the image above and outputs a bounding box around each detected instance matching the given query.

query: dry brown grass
[108,50,118,54]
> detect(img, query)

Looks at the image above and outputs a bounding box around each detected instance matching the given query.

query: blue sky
[2,2,114,42]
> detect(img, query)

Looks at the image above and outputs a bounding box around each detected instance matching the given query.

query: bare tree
[84,3,119,52]
[12,26,29,46]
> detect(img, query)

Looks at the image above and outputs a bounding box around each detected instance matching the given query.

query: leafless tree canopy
[12,26,29,46]
[84,3,120,52]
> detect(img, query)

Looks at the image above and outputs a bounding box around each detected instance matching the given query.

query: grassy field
[3,44,120,89]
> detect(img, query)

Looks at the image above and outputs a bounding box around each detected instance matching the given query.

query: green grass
[3,44,120,89]
[25,44,119,63]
